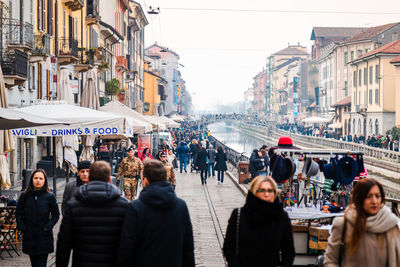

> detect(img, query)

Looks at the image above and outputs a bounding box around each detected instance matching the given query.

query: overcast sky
[136,0,400,112]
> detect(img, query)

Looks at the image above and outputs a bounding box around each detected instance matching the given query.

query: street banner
[138,133,152,158]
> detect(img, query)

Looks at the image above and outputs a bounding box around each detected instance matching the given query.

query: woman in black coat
[16,169,60,267]
[196,144,208,184]
[214,146,227,184]
[223,176,295,267]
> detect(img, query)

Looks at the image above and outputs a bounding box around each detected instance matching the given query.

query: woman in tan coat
[324,178,400,267]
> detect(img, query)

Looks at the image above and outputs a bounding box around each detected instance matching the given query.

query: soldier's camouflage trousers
[123,178,138,200]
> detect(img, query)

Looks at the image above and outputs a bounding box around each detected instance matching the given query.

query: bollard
[237,161,250,184]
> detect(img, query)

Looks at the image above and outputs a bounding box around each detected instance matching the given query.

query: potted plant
[105,78,120,96]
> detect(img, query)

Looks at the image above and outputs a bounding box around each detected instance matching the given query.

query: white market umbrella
[57,69,74,105]
[169,114,185,122]
[301,116,331,123]
[149,116,180,129]
[100,101,157,132]
[57,69,77,171]
[0,107,65,129]
[328,123,342,129]
[0,66,13,188]
[80,68,100,162]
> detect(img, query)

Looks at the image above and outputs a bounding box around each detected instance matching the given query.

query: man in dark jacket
[249,149,265,179]
[117,159,195,267]
[61,160,91,214]
[56,161,129,267]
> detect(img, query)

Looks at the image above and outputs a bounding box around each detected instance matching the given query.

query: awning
[301,116,331,123]
[168,114,185,122]
[11,102,126,137]
[328,123,342,129]
[149,116,180,128]
[100,101,165,131]
[0,107,65,130]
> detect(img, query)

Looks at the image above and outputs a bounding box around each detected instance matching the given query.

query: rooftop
[310,27,367,40]
[352,39,400,62]
[273,46,308,56]
[332,96,351,107]
[343,23,398,44]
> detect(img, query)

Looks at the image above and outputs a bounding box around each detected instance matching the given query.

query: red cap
[278,136,293,147]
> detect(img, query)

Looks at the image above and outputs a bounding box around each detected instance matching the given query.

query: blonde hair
[249,176,278,197]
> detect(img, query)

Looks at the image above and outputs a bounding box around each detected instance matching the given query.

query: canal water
[207,122,268,157]
[207,122,400,198]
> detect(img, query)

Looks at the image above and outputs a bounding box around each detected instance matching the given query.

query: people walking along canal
[117,160,195,267]
[197,143,208,185]
[214,146,227,185]
[207,144,216,177]
[223,176,295,267]
[117,146,143,200]
[56,161,129,267]
[16,169,60,267]
[177,141,189,173]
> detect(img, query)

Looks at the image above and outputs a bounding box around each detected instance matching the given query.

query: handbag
[316,218,347,267]
[236,208,241,256]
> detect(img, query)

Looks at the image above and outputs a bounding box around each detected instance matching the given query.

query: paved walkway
[1,170,246,267]
[175,170,245,266]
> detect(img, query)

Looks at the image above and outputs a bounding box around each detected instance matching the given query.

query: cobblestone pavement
[175,169,245,267]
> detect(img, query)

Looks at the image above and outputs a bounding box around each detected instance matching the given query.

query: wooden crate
[309,239,328,250]
[309,227,330,241]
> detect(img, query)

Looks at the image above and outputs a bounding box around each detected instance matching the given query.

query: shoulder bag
[317,218,347,267]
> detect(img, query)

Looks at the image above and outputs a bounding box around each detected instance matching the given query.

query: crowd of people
[278,123,398,151]
[13,120,400,267]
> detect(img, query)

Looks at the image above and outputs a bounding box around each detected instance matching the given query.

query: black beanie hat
[78,161,91,171]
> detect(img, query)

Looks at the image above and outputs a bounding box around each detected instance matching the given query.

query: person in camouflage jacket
[117,147,143,200]
[159,151,176,189]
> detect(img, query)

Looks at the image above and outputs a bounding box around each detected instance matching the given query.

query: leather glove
[116,179,121,187]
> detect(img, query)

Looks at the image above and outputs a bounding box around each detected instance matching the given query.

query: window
[351,51,354,61]
[353,71,357,87]
[359,91,361,105]
[357,49,363,58]
[369,66,373,84]
[344,52,348,65]
[47,0,53,35]
[358,69,362,86]
[375,89,379,104]
[363,68,367,85]
[369,89,372,104]
[365,48,370,53]
[354,92,356,104]
[344,81,348,96]
[375,64,380,83]
[375,119,379,135]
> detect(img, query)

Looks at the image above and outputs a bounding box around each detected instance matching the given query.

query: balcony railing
[58,37,78,58]
[78,49,95,65]
[2,18,34,49]
[1,50,28,78]
[31,34,51,56]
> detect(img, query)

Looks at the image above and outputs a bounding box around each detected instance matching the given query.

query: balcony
[74,49,95,72]
[58,37,78,65]
[3,19,34,52]
[116,56,128,72]
[86,0,99,26]
[1,50,28,88]
[30,34,51,62]
[62,0,84,11]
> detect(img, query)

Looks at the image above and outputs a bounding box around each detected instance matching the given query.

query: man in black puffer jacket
[56,161,129,267]
[117,159,195,267]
